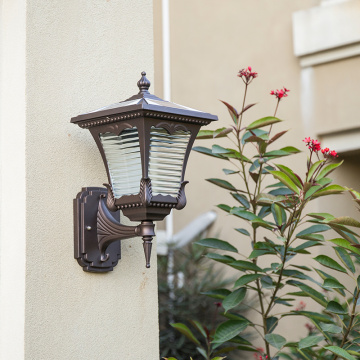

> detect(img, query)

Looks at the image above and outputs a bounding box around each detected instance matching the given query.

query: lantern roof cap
[71,71,218,123]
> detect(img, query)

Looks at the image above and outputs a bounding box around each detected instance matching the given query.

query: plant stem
[331,288,360,360]
[260,210,301,360]
[269,99,280,136]
[238,84,248,132]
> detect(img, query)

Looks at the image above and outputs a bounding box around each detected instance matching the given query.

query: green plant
[179,67,360,360]
[158,242,235,360]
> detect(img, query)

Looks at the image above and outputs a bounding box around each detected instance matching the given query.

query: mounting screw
[86,226,92,231]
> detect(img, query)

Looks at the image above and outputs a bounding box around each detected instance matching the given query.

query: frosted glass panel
[100,128,142,197]
[149,127,191,196]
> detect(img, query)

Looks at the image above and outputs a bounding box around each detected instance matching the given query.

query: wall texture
[0,1,158,359]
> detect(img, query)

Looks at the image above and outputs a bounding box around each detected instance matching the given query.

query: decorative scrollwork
[103,183,117,212]
[139,177,153,206]
[176,181,189,210]
[97,197,138,261]
[154,122,190,134]
[105,123,134,136]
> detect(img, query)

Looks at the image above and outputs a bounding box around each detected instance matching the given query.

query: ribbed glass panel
[149,127,191,196]
[100,128,142,197]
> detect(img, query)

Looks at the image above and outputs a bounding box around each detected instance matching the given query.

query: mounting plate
[74,187,121,272]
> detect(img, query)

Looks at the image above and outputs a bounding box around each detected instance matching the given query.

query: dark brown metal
[74,187,122,272]
[74,187,157,272]
[71,71,218,272]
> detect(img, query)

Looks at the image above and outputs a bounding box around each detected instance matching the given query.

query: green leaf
[268,170,300,194]
[247,116,282,130]
[206,253,236,264]
[189,320,207,339]
[317,160,343,180]
[231,193,250,208]
[264,333,286,349]
[304,185,322,200]
[235,228,250,236]
[308,212,335,221]
[275,164,302,188]
[213,320,248,343]
[307,160,324,181]
[326,301,347,314]
[329,216,360,228]
[196,129,214,139]
[206,178,237,191]
[193,146,224,159]
[223,168,239,175]
[202,289,231,300]
[211,357,226,360]
[195,238,238,253]
[314,255,347,273]
[266,316,278,333]
[291,310,333,323]
[335,247,355,273]
[281,146,301,154]
[311,185,346,198]
[229,260,262,272]
[217,204,231,213]
[242,129,268,144]
[214,127,233,138]
[299,335,325,349]
[296,225,330,238]
[263,150,291,158]
[296,233,325,242]
[170,323,201,346]
[230,208,258,221]
[294,283,327,307]
[325,346,356,360]
[212,144,231,154]
[328,238,360,256]
[223,288,247,313]
[323,278,345,290]
[251,218,274,230]
[234,274,262,287]
[220,100,239,125]
[306,160,325,180]
[320,322,342,333]
[271,203,286,227]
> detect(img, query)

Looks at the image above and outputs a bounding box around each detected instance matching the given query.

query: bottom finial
[143,238,153,268]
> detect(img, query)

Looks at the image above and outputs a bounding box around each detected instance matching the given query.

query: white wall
[0,1,158,359]
[0,0,26,358]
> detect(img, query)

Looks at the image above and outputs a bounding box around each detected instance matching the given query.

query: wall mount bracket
[74,187,155,273]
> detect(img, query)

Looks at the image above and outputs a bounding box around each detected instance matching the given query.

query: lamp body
[71,72,217,271]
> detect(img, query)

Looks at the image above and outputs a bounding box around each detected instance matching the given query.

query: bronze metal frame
[71,72,218,272]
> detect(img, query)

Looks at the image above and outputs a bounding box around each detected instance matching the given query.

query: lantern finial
[137,71,151,94]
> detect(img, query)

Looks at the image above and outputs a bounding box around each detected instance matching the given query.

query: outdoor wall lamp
[71,72,217,272]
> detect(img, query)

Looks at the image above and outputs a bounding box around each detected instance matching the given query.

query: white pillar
[0,1,158,359]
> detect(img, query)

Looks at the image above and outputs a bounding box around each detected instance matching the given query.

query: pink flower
[321,147,338,158]
[321,147,330,154]
[214,302,222,308]
[305,323,316,333]
[253,348,265,360]
[238,67,258,84]
[270,87,290,100]
[312,140,321,152]
[295,301,306,311]
[303,137,321,152]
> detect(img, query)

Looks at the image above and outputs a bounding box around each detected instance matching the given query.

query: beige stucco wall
[0,1,158,359]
